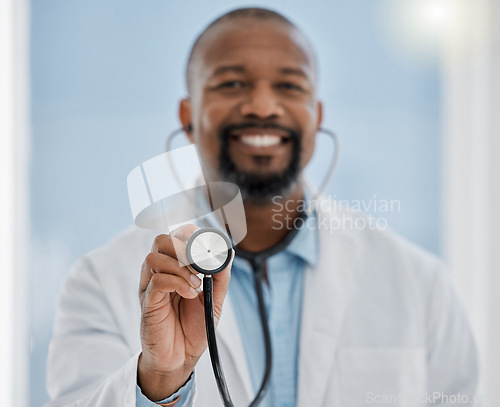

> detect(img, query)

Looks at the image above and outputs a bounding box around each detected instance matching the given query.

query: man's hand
[137,224,233,401]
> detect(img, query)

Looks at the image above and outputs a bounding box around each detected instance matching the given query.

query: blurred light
[424,0,449,29]
[375,0,468,64]
[416,0,462,35]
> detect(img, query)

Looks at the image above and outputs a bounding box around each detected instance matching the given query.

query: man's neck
[236,183,305,253]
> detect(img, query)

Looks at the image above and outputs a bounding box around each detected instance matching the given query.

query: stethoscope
[166,127,340,407]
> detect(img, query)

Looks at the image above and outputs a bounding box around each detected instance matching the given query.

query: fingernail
[189,287,198,297]
[190,274,201,288]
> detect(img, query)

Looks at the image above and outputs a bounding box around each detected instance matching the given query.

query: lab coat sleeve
[45,257,197,407]
[426,263,490,406]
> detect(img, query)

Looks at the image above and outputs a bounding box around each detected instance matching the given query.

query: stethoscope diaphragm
[186,227,232,275]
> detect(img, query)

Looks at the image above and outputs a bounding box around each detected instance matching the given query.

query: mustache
[219,122,301,142]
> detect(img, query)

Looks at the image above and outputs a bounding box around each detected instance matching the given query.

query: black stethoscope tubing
[201,209,308,407]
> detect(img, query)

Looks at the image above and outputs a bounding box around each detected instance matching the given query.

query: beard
[218,122,302,205]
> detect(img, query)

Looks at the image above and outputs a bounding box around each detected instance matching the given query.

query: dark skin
[138,18,322,401]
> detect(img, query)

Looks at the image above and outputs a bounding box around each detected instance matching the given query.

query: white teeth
[240,134,281,147]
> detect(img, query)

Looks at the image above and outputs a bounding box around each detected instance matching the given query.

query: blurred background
[1,0,498,405]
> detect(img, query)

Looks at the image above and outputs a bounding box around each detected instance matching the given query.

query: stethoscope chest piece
[186,227,232,275]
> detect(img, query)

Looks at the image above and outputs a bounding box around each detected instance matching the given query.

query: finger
[150,233,190,268]
[143,272,198,308]
[140,251,202,294]
[170,224,200,244]
[211,249,235,322]
[151,234,177,257]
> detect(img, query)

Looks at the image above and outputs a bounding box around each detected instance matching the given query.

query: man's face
[180,19,322,203]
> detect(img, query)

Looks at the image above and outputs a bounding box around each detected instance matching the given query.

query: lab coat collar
[215,295,255,402]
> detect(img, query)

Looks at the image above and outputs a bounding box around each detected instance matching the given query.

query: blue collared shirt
[137,197,318,407]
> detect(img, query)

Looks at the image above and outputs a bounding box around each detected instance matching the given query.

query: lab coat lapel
[215,295,254,403]
[297,206,359,406]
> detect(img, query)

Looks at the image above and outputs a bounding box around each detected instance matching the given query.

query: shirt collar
[282,209,319,268]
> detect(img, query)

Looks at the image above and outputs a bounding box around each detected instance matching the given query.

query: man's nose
[240,83,285,118]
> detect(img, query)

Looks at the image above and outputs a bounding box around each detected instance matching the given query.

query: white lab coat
[45,201,487,406]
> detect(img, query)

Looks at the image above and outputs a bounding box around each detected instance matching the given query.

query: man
[45,7,485,407]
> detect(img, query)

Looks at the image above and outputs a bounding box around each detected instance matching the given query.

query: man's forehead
[193,19,316,79]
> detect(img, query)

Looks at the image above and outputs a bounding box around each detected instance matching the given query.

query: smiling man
[45,7,486,407]
[181,9,317,208]
[178,8,320,254]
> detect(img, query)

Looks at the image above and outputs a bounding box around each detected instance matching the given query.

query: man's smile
[227,127,293,156]
[218,120,301,202]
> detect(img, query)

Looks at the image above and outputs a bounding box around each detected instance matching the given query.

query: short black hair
[185,7,299,94]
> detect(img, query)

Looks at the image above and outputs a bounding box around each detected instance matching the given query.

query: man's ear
[316,101,323,131]
[179,98,194,143]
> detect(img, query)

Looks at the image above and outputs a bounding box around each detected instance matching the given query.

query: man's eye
[216,81,246,89]
[277,82,304,92]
